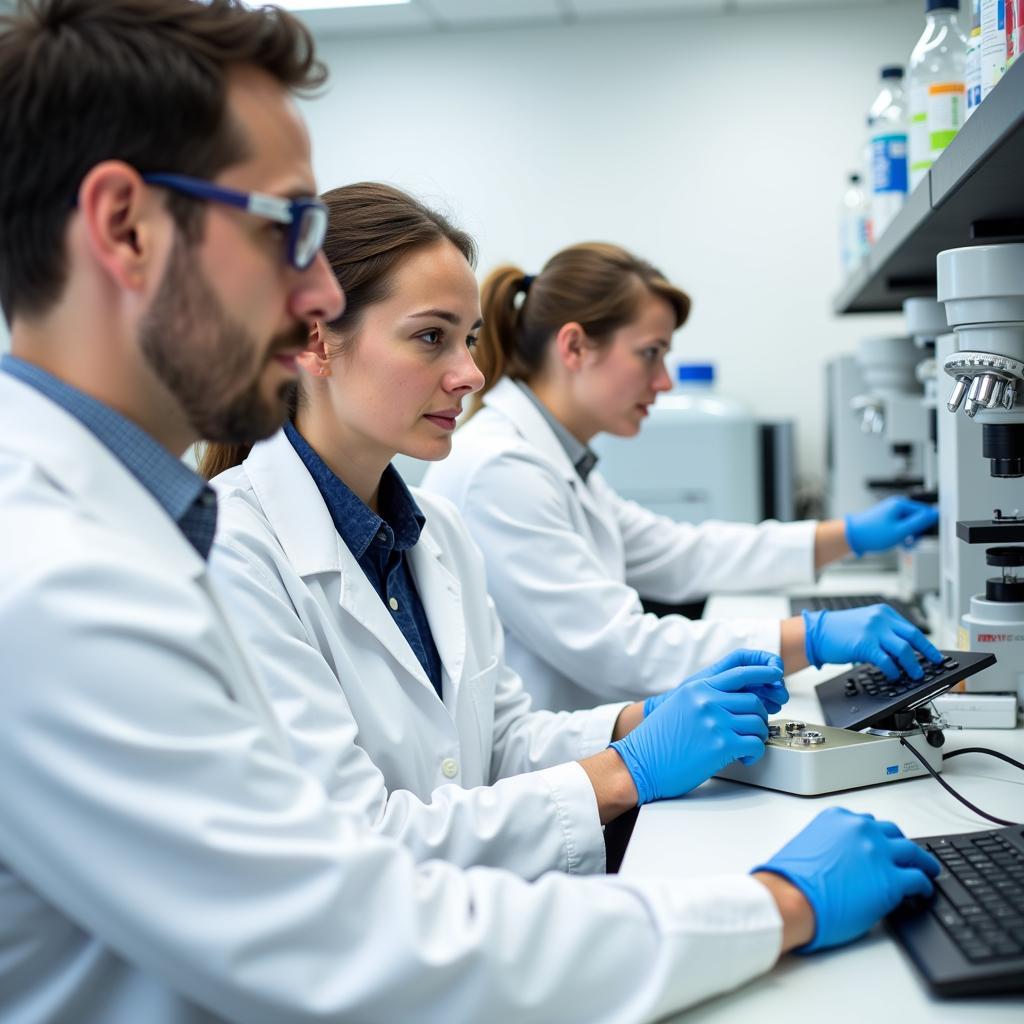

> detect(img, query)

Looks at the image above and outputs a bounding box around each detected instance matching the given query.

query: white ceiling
[0,1,920,34]
[296,0,918,35]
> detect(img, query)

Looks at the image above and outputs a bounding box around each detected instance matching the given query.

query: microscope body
[936,244,1024,711]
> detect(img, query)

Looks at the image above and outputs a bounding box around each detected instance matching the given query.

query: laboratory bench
[620,567,1024,1022]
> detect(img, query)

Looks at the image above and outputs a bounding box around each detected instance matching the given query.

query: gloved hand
[802,604,943,681]
[845,496,938,556]
[610,661,782,804]
[643,649,789,718]
[752,807,941,951]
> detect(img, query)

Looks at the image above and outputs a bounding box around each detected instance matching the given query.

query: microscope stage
[714,719,944,796]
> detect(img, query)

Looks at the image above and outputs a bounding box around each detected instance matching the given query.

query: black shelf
[834,57,1024,315]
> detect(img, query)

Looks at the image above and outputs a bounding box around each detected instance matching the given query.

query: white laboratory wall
[0,317,9,355]
[302,1,931,486]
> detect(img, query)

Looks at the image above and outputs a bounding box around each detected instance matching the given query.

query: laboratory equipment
[716,717,945,795]
[815,649,996,730]
[852,334,927,495]
[825,355,908,526]
[592,363,766,524]
[889,824,1024,996]
[936,242,1024,708]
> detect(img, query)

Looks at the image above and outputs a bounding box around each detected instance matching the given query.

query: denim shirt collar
[282,420,424,557]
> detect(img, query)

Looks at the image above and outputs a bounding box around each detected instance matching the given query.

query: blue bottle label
[871,133,909,194]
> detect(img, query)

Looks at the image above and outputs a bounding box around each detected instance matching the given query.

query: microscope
[936,243,1024,719]
[850,312,943,601]
[824,352,909,532]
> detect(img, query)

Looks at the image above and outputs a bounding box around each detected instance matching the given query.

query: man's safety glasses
[142,173,328,271]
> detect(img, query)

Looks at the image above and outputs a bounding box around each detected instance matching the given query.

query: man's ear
[75,160,165,294]
[297,321,332,377]
[554,321,588,373]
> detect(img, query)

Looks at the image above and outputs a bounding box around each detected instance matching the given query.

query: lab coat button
[388,596,399,611]
[441,757,458,779]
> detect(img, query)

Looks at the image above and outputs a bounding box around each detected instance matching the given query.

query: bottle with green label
[907,0,968,190]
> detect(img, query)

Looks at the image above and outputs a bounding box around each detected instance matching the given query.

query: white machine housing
[936,244,1024,709]
[593,368,764,524]
[715,719,944,796]
[825,355,907,523]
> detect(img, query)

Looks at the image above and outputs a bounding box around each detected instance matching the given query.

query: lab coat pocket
[466,656,499,778]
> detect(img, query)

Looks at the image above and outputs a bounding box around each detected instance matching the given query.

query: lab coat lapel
[0,375,206,581]
[334,551,440,695]
[483,378,610,531]
[407,526,466,702]
[243,431,439,696]
[0,376,295,750]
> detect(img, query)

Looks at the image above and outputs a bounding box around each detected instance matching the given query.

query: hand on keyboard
[752,807,941,952]
[802,603,943,681]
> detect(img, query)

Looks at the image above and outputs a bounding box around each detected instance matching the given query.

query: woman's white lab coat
[0,371,784,1023]
[422,377,819,712]
[209,427,626,880]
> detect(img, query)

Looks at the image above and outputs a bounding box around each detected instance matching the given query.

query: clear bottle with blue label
[868,66,909,240]
[966,0,983,119]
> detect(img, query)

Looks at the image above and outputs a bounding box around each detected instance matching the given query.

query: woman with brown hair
[421,243,942,713]
[197,186,943,1004]
[200,182,793,883]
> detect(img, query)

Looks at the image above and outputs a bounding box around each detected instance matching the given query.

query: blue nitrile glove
[643,649,789,718]
[802,604,943,681]
[610,662,782,804]
[845,496,938,556]
[751,807,941,952]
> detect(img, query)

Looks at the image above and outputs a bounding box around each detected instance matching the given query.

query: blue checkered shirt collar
[0,355,217,560]
[282,420,425,557]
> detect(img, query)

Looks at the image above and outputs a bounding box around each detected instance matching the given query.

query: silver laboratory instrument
[936,243,1024,714]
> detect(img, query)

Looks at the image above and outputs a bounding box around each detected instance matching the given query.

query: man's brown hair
[0,0,325,324]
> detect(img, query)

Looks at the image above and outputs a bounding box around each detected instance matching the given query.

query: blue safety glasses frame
[142,172,328,271]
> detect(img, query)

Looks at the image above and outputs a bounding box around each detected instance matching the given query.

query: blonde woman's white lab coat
[209,427,624,880]
[0,370,784,1023]
[422,377,819,712]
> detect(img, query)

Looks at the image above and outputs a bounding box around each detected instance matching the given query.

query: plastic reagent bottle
[839,172,871,273]
[1008,0,1018,70]
[907,0,968,189]
[966,0,983,119]
[868,66,908,239]
[980,0,1007,98]
[1013,0,1023,69]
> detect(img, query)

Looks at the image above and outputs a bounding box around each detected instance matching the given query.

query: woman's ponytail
[471,264,530,414]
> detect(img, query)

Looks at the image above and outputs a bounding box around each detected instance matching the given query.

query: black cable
[942,746,1024,774]
[899,736,1021,828]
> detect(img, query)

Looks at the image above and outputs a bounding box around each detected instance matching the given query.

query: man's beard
[139,236,305,444]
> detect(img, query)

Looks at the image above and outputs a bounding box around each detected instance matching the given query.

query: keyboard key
[962,942,994,961]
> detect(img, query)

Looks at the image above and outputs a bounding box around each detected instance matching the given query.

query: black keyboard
[815,649,997,730]
[889,825,1024,995]
[789,593,930,633]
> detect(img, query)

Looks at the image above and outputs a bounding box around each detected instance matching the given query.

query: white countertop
[620,569,1024,1022]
